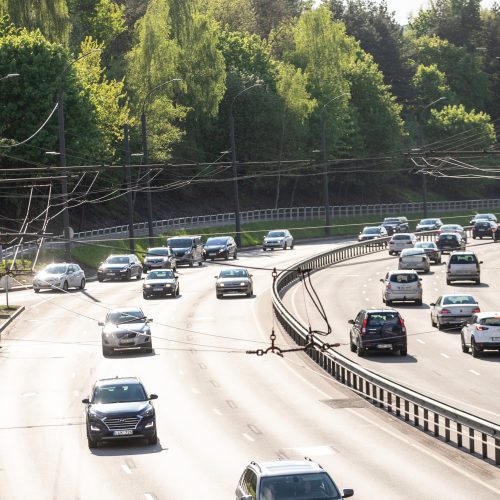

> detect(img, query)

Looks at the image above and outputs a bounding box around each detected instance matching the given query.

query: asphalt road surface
[0,240,499,499]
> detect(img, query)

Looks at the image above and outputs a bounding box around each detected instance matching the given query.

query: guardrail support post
[404,400,409,422]
[457,423,462,448]
[445,418,450,442]
[495,438,500,465]
[387,392,392,413]
[482,433,487,459]
[414,404,419,427]
[469,428,475,454]
[423,409,429,432]
[395,396,400,417]
[434,414,440,437]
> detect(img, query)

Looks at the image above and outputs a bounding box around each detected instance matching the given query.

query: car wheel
[79,278,86,290]
[386,299,392,306]
[446,278,451,285]
[98,277,103,282]
[290,242,294,249]
[438,321,445,331]
[216,293,223,299]
[246,289,253,297]
[143,346,153,354]
[399,346,408,356]
[357,347,365,357]
[283,243,287,250]
[471,338,480,358]
[176,286,180,296]
[388,250,393,256]
[143,292,149,300]
[415,299,422,306]
[126,270,131,281]
[102,345,112,357]
[431,315,436,328]
[224,251,229,260]
[147,433,158,446]
[480,236,483,240]
[461,334,469,353]
[472,235,476,239]
[34,288,40,293]
[233,252,237,260]
[475,279,480,285]
[87,436,98,449]
[198,261,203,267]
[189,261,193,267]
[350,338,356,353]
[382,295,386,304]
[263,248,267,251]
[62,281,69,292]
[136,271,142,280]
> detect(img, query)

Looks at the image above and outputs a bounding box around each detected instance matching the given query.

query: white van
[446,251,482,285]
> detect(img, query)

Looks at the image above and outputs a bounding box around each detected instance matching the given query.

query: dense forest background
[0,0,499,233]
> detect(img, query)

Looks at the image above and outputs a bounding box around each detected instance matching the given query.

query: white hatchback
[388,233,417,255]
[398,248,430,273]
[461,312,500,357]
[381,270,422,305]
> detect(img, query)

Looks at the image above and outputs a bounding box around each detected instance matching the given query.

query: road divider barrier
[272,230,500,466]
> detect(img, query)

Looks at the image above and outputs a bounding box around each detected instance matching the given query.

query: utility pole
[124,124,135,254]
[320,115,330,236]
[140,112,154,247]
[57,89,71,261]
[229,111,241,248]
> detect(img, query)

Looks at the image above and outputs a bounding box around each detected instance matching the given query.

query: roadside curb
[0,305,25,339]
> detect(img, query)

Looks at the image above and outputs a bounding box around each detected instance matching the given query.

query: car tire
[125,270,131,281]
[350,338,356,352]
[189,261,193,267]
[143,292,149,300]
[461,334,470,353]
[246,290,252,297]
[87,436,98,449]
[480,236,483,240]
[62,281,69,292]
[399,346,408,356]
[198,261,203,267]
[143,346,153,354]
[224,252,229,260]
[233,252,237,260]
[415,299,422,306]
[471,338,480,358]
[475,279,480,285]
[388,251,393,256]
[216,293,223,299]
[473,235,476,239]
[263,248,267,251]
[136,271,142,280]
[102,345,112,357]
[79,278,86,290]
[357,347,365,357]
[290,242,294,249]
[446,278,451,285]
[438,321,445,331]
[283,243,287,250]
[98,277,103,282]
[147,433,158,446]
[386,299,392,306]
[431,316,436,328]
[176,286,180,296]
[34,288,40,293]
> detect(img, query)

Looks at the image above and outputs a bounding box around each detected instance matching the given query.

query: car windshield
[449,254,477,264]
[389,273,419,283]
[167,238,194,248]
[384,218,399,224]
[148,270,174,280]
[415,242,435,249]
[480,317,500,327]
[475,221,491,227]
[267,231,286,237]
[258,472,340,500]
[441,225,461,231]
[419,219,436,225]
[147,248,170,256]
[106,256,129,264]
[442,295,476,305]
[206,237,229,245]
[362,227,380,234]
[475,214,491,220]
[401,249,425,256]
[92,383,147,404]
[44,264,68,274]
[107,309,145,324]
[219,269,248,278]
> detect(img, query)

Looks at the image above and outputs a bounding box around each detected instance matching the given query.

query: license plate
[377,344,392,349]
[113,430,133,436]
[107,272,115,276]
[120,339,135,345]
[491,337,500,341]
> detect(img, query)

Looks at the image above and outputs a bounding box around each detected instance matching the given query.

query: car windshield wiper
[114,316,147,325]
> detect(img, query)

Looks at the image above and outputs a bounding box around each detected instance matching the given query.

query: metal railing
[272,230,500,466]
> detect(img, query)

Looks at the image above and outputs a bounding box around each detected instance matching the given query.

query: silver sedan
[430,294,480,331]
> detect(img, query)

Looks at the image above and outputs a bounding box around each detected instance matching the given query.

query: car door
[67,265,77,287]
[431,296,442,322]
[464,315,477,344]
[352,310,365,345]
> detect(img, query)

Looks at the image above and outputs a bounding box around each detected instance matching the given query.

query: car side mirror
[249,274,253,277]
[348,319,355,324]
[148,318,153,323]
[430,303,435,307]
[379,278,384,282]
[342,489,354,498]
[81,398,90,404]
[214,276,218,279]
[149,394,158,400]
[479,261,483,264]
[98,321,104,326]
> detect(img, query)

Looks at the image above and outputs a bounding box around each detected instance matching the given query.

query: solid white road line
[213,408,222,416]
[144,494,155,500]
[469,369,480,376]
[121,464,132,475]
[417,339,425,344]
[242,433,255,442]
[440,353,450,359]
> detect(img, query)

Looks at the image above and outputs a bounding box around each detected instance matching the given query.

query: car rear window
[480,317,500,327]
[442,295,476,305]
[439,234,457,240]
[389,273,419,283]
[392,234,410,240]
[449,254,477,264]
[367,312,401,325]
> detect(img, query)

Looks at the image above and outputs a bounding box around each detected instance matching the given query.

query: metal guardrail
[272,230,500,466]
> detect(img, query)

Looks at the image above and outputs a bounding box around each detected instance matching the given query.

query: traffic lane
[285,238,500,422]
[1,242,498,499]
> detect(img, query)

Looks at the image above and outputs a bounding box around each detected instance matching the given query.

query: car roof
[168,235,201,239]
[388,269,418,274]
[107,307,144,313]
[439,232,460,237]
[267,229,289,232]
[95,376,141,387]
[441,293,476,299]
[251,460,323,476]
[391,232,413,237]
[473,312,500,319]
[449,250,475,255]
[220,267,247,272]
[147,246,169,250]
[363,308,399,313]
[401,248,424,254]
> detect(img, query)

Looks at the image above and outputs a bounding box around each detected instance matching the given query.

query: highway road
[287,238,500,424]
[0,240,499,499]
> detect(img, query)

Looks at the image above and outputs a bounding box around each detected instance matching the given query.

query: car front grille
[115,331,138,339]
[104,416,140,430]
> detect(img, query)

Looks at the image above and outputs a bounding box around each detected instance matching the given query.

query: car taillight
[440,308,451,315]
[472,307,480,314]
[400,318,406,332]
[361,318,367,336]
[386,283,392,290]
[417,282,422,288]
[476,325,489,331]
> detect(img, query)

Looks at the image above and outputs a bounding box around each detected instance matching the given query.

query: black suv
[472,220,497,239]
[97,254,143,282]
[349,308,407,356]
[381,216,409,235]
[203,235,237,260]
[436,233,466,253]
[82,377,158,448]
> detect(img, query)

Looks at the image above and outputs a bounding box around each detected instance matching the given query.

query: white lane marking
[417,339,425,345]
[191,387,200,394]
[347,408,500,497]
[21,392,37,397]
[242,433,255,442]
[144,494,155,500]
[178,370,184,376]
[289,445,334,456]
[213,408,222,416]
[362,290,366,294]
[121,464,132,475]
[469,369,480,376]
[440,353,450,359]
[71,372,76,379]
[73,390,79,396]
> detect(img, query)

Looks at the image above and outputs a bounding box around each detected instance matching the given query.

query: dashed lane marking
[469,369,480,376]
[440,353,450,359]
[242,433,255,442]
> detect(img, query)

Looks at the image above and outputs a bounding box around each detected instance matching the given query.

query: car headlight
[145,284,152,289]
[218,248,224,253]
[218,283,224,287]
[121,266,129,271]
[165,283,172,288]
[239,281,246,286]
[140,407,154,418]
[89,408,104,418]
[97,267,103,272]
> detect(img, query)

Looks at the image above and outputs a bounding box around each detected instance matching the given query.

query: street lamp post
[0,73,19,82]
[417,96,447,218]
[55,49,101,261]
[140,78,182,247]
[319,92,349,236]
[229,83,262,248]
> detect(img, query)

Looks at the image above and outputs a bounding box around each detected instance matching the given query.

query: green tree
[251,0,310,38]
[203,0,257,34]
[410,63,457,108]
[0,0,71,44]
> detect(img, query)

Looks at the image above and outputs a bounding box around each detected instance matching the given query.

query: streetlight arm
[321,91,350,114]
[141,78,182,116]
[230,83,262,112]
[57,48,102,89]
